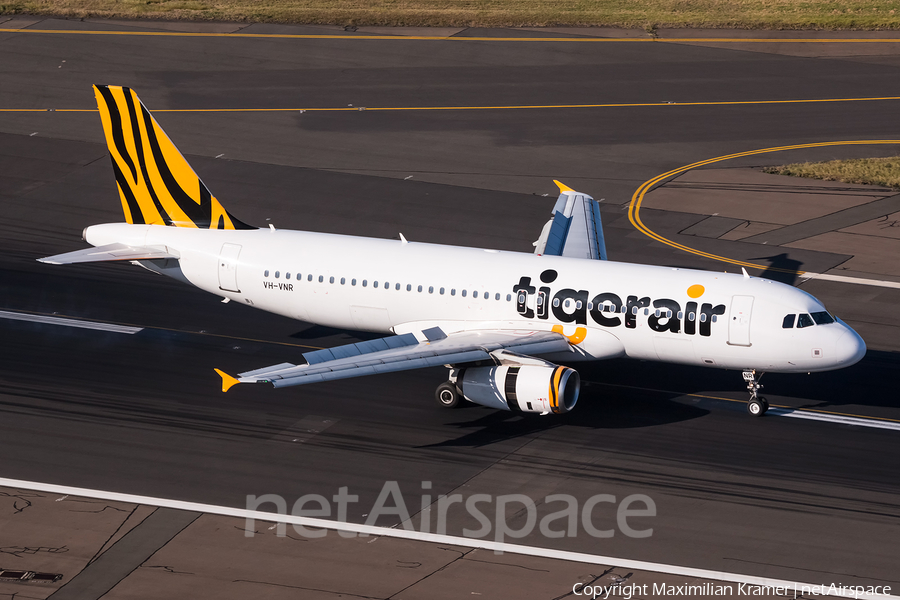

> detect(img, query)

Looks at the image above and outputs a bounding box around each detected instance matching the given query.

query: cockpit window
[797,313,814,328]
[811,311,835,325]
[782,314,796,329]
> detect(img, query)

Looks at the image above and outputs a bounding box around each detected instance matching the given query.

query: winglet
[553,180,574,193]
[741,267,750,278]
[214,368,241,392]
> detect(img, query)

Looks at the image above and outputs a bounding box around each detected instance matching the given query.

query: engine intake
[458,365,579,415]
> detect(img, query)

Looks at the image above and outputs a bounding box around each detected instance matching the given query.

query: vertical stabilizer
[93,85,253,230]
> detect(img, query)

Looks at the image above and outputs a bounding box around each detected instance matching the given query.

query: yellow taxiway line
[3,95,900,113]
[4,28,900,43]
[627,140,900,275]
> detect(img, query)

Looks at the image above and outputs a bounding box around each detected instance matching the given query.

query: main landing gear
[435,381,462,409]
[742,370,769,417]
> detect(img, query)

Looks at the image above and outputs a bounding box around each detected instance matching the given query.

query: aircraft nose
[834,321,866,366]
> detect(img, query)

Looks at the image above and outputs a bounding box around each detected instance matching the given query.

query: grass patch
[764,156,900,189]
[4,1,900,29]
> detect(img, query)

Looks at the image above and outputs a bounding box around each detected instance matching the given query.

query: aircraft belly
[652,336,696,364]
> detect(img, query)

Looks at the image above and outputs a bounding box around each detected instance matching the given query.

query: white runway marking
[0,477,895,599]
[591,383,900,431]
[769,407,900,431]
[800,272,900,290]
[0,310,142,334]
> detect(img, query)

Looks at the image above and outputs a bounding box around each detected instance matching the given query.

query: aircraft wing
[215,327,574,391]
[533,181,608,260]
[38,242,178,265]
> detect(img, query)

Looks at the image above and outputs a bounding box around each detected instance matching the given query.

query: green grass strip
[4,0,900,29]
[764,156,900,189]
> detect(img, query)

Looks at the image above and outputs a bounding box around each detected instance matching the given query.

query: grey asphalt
[48,508,200,600]
[742,193,900,244]
[1,16,899,594]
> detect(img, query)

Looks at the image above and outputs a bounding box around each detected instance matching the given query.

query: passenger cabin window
[329,276,335,284]
[451,289,456,296]
[341,277,346,285]
[362,280,368,287]
[429,286,434,294]
[473,291,479,298]
[418,285,423,292]
[782,314,796,328]
[395,283,401,290]
[286,273,291,280]
[264,270,269,277]
[797,313,814,328]
[811,311,835,325]
[507,294,512,301]
[352,278,357,286]
[275,271,280,278]
[440,287,445,295]
[462,290,467,297]
[318,275,323,283]
[495,293,500,301]
[308,274,313,281]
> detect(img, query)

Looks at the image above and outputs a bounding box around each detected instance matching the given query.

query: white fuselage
[85,223,866,374]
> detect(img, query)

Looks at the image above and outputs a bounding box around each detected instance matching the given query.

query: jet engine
[457,365,580,415]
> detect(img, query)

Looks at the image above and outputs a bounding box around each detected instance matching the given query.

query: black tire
[747,399,765,417]
[435,382,461,409]
[759,397,769,415]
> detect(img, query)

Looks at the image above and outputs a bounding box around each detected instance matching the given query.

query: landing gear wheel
[435,382,461,409]
[742,370,768,417]
[747,398,766,417]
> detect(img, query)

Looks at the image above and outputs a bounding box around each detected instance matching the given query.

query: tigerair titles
[513,269,726,337]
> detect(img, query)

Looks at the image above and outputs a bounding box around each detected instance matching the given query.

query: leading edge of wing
[215,328,573,391]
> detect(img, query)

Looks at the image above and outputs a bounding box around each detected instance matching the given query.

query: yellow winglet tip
[214,368,240,393]
[553,179,574,193]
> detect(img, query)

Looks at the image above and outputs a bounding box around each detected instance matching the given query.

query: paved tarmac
[1,16,899,599]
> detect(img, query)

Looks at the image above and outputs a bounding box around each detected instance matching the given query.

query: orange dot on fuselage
[687,284,705,298]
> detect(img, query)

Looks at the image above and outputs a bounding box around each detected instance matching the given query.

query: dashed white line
[0,309,142,334]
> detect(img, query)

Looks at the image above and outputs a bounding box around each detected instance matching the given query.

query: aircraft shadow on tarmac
[421,351,896,448]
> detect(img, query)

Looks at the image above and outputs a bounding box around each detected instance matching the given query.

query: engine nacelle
[457,365,580,415]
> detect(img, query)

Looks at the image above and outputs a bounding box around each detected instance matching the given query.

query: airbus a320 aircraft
[40,86,867,417]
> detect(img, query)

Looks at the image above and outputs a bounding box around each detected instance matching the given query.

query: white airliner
[40,86,866,417]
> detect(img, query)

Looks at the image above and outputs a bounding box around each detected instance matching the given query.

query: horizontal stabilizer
[534,181,608,260]
[38,242,178,265]
[229,328,573,390]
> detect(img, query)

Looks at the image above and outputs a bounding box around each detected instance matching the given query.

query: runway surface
[1,16,899,595]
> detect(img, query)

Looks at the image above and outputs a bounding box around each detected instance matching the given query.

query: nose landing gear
[742,370,768,417]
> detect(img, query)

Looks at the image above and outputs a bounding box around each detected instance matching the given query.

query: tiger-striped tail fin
[93,85,253,230]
